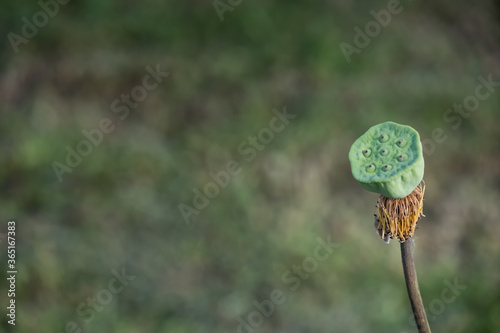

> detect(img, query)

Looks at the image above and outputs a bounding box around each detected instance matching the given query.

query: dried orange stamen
[375,182,425,242]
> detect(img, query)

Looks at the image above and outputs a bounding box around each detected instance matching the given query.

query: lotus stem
[400,238,431,333]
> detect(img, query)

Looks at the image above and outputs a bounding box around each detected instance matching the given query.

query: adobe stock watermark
[213,0,243,22]
[55,267,135,333]
[340,0,415,64]
[234,236,340,333]
[422,74,500,156]
[408,277,466,327]
[51,64,169,182]
[178,106,296,224]
[8,0,71,54]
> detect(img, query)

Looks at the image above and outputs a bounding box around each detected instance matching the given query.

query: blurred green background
[1,0,500,332]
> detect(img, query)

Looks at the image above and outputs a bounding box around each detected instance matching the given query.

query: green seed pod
[348,121,424,198]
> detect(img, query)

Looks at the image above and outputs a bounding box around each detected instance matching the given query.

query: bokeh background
[1,1,500,332]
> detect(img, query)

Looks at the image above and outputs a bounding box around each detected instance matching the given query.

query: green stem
[400,238,431,333]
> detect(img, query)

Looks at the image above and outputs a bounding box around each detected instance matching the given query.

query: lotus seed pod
[348,121,424,198]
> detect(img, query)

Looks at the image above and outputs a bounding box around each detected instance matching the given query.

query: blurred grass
[1,0,500,332]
